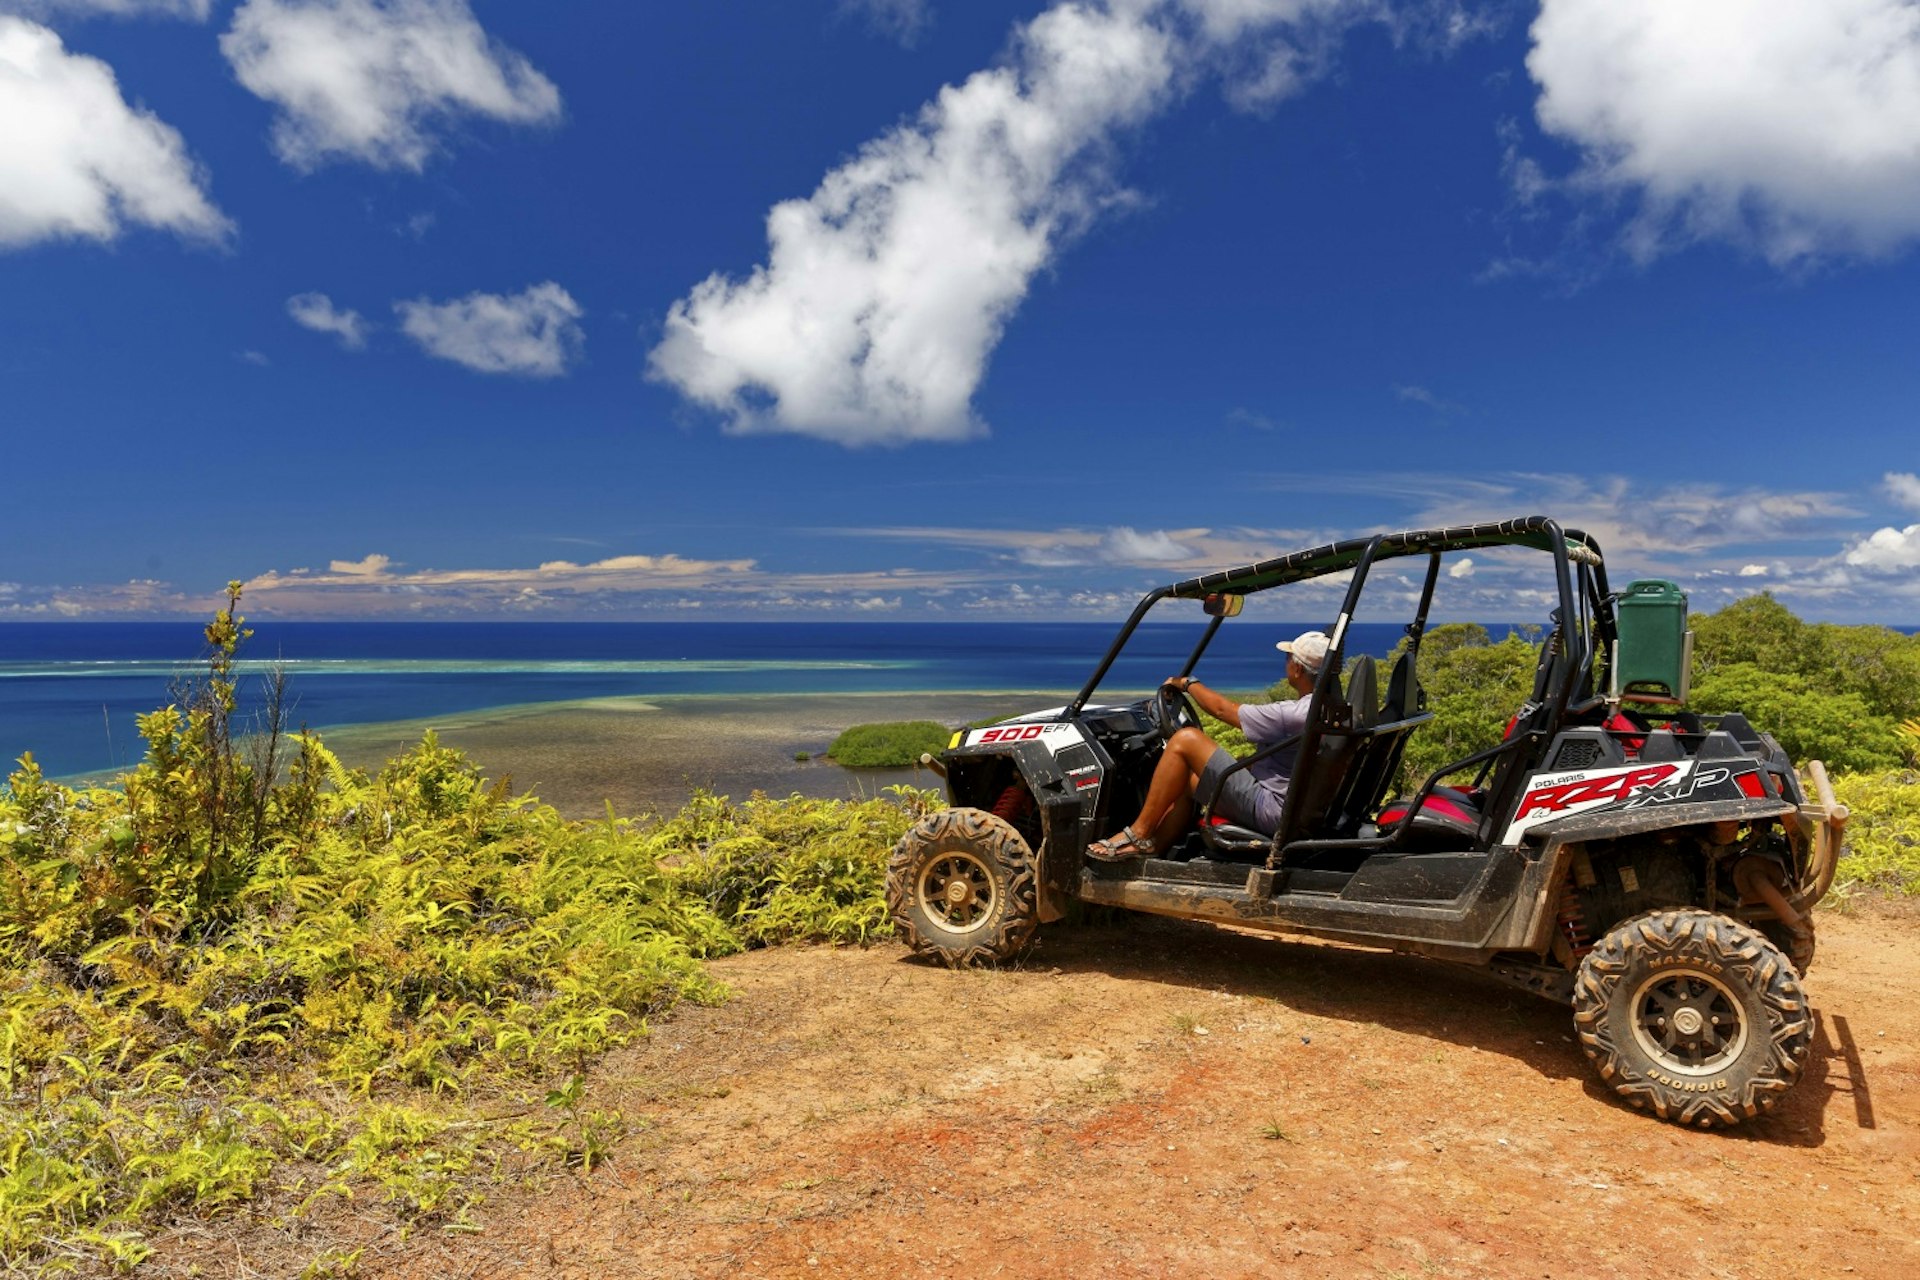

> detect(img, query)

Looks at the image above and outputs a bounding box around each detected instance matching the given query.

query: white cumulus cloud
[649,2,1184,447]
[1100,526,1194,563]
[327,552,391,575]
[1843,524,1920,573]
[0,16,230,248]
[838,0,931,46]
[396,281,583,377]
[220,0,562,171]
[1885,471,1920,513]
[1528,0,1920,264]
[286,291,367,349]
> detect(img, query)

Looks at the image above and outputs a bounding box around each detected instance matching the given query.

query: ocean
[2,619,1474,779]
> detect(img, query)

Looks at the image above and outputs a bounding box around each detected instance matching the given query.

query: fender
[1522,797,1796,847]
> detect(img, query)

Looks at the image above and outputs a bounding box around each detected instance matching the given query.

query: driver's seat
[1195,668,1358,859]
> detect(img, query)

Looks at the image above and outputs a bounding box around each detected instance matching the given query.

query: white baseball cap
[1276,630,1331,673]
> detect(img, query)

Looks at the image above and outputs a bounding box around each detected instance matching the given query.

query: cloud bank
[1528,0,1920,264]
[3,1,213,17]
[0,16,229,248]
[220,0,562,171]
[396,281,583,376]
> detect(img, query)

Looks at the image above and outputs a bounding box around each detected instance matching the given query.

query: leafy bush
[1691,663,1906,773]
[0,591,942,1275]
[1831,771,1920,896]
[827,720,952,768]
[1691,593,1821,683]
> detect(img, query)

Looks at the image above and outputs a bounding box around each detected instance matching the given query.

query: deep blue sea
[3,620,1477,779]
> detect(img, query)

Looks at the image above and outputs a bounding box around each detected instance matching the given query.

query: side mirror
[1202,593,1244,618]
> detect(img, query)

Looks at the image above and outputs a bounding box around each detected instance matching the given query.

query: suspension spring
[991,784,1039,847]
[1556,874,1593,962]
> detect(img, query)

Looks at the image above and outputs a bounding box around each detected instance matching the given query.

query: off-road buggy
[887,516,1850,1128]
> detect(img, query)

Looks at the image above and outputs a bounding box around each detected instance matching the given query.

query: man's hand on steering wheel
[1154,675,1204,739]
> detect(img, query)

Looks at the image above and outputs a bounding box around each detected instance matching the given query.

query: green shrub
[827,720,952,768]
[1831,771,1920,896]
[1692,593,1920,723]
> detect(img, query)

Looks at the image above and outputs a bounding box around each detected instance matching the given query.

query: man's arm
[1166,677,1242,729]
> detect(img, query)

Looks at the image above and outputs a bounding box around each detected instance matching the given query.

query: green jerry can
[1612,579,1692,704]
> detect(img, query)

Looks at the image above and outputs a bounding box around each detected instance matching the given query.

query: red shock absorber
[992,783,1033,824]
[1556,875,1593,961]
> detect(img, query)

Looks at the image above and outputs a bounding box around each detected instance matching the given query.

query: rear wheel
[887,808,1039,967]
[1572,910,1811,1128]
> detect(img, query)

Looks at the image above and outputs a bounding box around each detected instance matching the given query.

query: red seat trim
[1377,791,1481,835]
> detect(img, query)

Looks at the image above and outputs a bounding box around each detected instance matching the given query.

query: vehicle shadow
[1711,1009,1874,1149]
[1016,913,1873,1147]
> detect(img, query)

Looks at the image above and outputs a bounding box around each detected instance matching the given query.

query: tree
[1691,592,1825,679]
[1810,623,1920,723]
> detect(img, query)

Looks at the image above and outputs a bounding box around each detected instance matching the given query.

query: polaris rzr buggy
[886,516,1850,1128]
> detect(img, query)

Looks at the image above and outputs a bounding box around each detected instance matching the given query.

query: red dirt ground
[352,906,1919,1279]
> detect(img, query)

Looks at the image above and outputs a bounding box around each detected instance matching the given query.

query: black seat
[1267,677,1363,856]
[1381,648,1424,721]
[1347,655,1379,730]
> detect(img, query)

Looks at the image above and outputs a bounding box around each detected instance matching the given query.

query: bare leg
[1145,792,1193,852]
[1113,727,1217,846]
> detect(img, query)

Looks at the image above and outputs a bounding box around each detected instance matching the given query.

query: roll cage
[1068,515,1614,865]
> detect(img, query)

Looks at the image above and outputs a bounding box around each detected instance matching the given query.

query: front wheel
[887,808,1039,968]
[1573,910,1812,1128]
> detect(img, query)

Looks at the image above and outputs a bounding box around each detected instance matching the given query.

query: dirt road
[372,907,1919,1280]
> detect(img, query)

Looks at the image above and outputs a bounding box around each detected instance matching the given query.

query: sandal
[1087,825,1157,862]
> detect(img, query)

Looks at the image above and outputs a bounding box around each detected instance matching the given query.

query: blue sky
[2,0,1917,624]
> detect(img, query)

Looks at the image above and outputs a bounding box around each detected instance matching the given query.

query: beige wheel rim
[1629,968,1749,1076]
[917,850,997,935]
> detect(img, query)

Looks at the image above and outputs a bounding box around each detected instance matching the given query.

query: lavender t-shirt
[1235,696,1313,827]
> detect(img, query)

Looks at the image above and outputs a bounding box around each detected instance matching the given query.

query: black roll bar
[1181,614,1226,680]
[1067,586,1171,717]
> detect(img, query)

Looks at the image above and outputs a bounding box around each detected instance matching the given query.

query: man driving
[1087,630,1330,861]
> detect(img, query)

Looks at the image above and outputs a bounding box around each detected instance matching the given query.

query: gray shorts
[1195,747,1280,833]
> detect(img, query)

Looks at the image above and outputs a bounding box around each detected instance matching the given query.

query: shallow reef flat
[321,689,1069,819]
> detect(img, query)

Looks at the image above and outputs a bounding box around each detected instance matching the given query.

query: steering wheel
[1152,680,1203,741]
